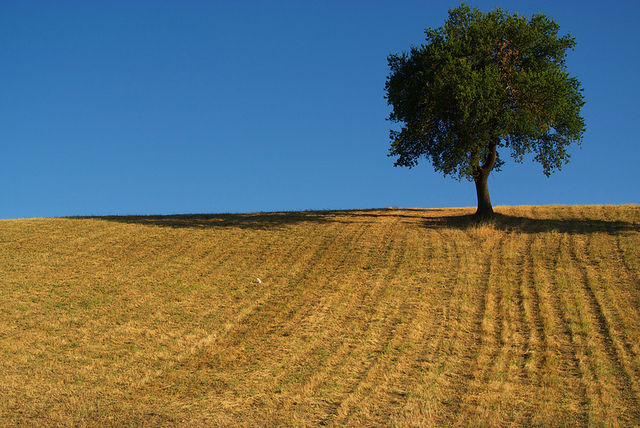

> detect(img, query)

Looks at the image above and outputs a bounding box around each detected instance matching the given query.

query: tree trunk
[474,141,498,220]
[474,171,493,219]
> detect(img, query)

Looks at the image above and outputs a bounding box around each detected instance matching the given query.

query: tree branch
[480,140,498,173]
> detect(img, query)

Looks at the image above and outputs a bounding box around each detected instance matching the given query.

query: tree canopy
[385,3,585,217]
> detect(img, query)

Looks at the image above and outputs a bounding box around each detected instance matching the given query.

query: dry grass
[1,205,639,426]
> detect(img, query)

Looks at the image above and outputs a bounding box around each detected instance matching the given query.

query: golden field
[1,205,639,426]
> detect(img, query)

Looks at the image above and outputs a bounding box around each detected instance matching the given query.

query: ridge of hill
[1,205,639,426]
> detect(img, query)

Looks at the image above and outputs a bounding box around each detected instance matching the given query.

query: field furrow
[566,234,640,422]
[267,217,410,424]
[534,233,590,425]
[331,229,457,426]
[520,232,547,377]
[386,232,470,425]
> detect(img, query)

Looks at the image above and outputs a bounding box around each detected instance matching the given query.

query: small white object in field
[256,278,262,284]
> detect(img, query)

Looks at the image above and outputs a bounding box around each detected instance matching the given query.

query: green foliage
[385,3,585,181]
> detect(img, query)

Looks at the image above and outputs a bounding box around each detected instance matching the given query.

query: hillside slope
[1,205,639,426]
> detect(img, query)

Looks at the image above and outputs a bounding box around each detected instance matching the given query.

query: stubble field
[1,205,639,426]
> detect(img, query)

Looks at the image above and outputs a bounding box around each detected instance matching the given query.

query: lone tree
[385,3,585,218]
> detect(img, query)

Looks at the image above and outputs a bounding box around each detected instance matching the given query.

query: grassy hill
[1,205,639,426]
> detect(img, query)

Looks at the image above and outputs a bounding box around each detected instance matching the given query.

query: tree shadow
[71,210,359,231]
[73,208,639,235]
[421,212,640,235]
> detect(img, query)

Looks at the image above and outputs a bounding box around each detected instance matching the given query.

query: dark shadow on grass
[421,212,640,235]
[71,210,362,231]
[72,208,639,234]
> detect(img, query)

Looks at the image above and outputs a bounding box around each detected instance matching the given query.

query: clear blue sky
[2,0,638,219]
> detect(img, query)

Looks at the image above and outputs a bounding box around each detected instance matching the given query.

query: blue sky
[2,0,638,219]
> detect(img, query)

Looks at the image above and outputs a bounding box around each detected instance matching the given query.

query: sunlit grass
[1,205,639,426]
